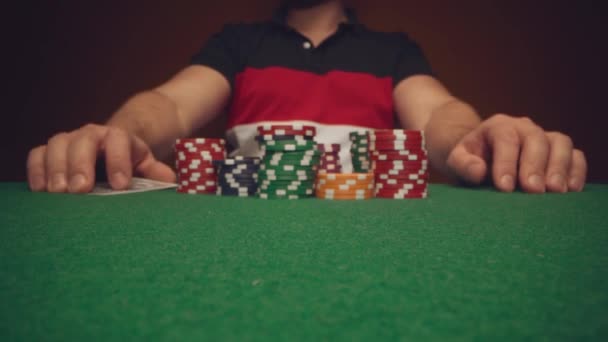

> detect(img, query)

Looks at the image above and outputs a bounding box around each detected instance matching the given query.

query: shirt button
[303,41,312,50]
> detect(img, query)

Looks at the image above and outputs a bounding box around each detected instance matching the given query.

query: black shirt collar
[271,7,363,34]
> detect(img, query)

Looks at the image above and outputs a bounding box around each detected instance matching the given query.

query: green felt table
[1,182,607,341]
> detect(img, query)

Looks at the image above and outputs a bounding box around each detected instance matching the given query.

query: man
[26,0,587,194]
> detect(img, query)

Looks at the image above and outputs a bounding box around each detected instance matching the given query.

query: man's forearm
[425,99,482,177]
[106,90,187,160]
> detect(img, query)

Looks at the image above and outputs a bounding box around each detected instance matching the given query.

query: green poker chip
[260,140,317,152]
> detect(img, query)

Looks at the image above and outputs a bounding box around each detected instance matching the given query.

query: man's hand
[446,114,587,193]
[27,124,176,193]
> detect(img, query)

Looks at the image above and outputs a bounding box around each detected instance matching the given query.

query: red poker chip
[369,132,424,139]
[371,150,427,156]
[371,129,423,137]
[174,145,226,153]
[257,124,317,137]
[375,188,427,193]
[317,144,341,153]
[375,188,427,194]
[372,166,428,173]
[369,137,425,144]
[375,176,429,183]
[175,142,226,149]
[176,155,225,163]
[370,143,425,151]
[178,181,218,189]
[176,153,225,159]
[373,158,427,164]
[373,159,428,166]
[370,152,428,162]
[177,187,218,194]
[375,173,429,181]
[375,192,428,199]
[175,147,226,156]
[175,138,226,145]
[371,157,427,164]
[178,166,217,174]
[317,170,343,174]
[375,189,427,195]
[319,167,342,172]
[175,163,217,171]
[177,182,218,189]
[317,168,341,172]
[177,172,218,179]
[375,193,427,199]
[375,188,428,195]
[373,171,428,179]
[373,166,428,173]
[373,164,429,171]
[370,132,423,139]
[375,177,428,185]
[176,153,223,159]
[320,156,340,163]
[372,162,428,171]
[178,173,218,180]
[370,139,424,145]
[375,183,428,191]
[375,177,428,184]
[319,160,341,166]
[176,150,226,157]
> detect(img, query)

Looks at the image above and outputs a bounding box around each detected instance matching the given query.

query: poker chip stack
[315,173,375,200]
[174,138,226,194]
[369,130,429,199]
[214,157,261,197]
[349,131,371,172]
[256,124,320,200]
[317,144,342,174]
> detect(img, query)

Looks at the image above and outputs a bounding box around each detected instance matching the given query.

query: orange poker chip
[315,191,374,200]
[315,182,374,192]
[316,172,374,181]
[316,192,374,199]
[315,172,375,193]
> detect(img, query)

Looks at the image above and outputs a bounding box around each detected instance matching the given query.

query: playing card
[90,177,177,196]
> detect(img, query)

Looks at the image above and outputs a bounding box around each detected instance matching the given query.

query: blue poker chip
[216,163,260,170]
[214,157,261,166]
[218,171,257,178]
[223,182,257,189]
[218,188,259,195]
[218,180,258,188]
[216,163,260,172]
[215,156,260,197]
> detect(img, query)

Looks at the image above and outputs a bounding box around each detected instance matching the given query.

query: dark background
[5,0,607,182]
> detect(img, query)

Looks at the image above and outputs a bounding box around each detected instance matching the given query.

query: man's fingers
[27,146,47,192]
[131,136,177,183]
[137,159,177,184]
[446,142,487,185]
[568,149,587,192]
[486,126,520,192]
[517,121,550,193]
[66,130,103,193]
[545,132,573,193]
[45,132,71,192]
[103,127,134,190]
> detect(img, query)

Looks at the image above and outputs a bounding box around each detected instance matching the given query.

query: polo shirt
[191,8,433,170]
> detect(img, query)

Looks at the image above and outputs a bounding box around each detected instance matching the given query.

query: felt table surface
[1,182,607,341]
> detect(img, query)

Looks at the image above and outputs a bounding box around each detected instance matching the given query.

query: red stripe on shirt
[227,67,394,129]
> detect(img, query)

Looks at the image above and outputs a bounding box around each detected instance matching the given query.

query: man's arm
[27,65,231,193]
[393,75,587,193]
[393,75,481,177]
[107,65,231,160]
